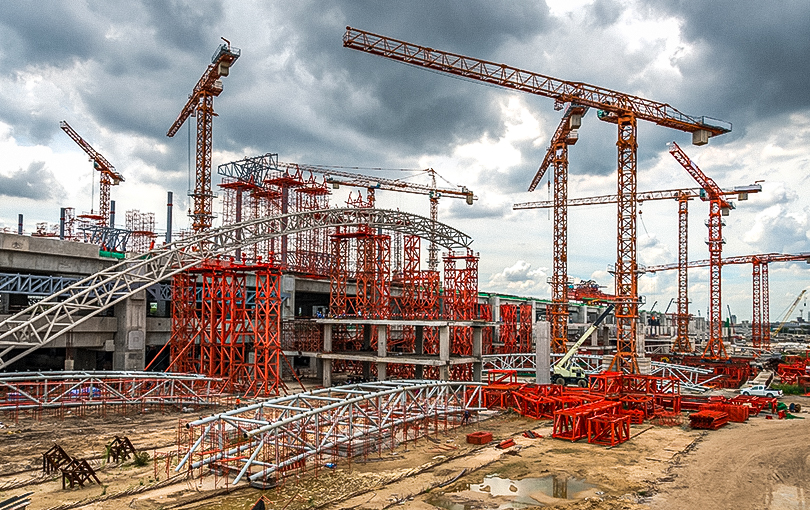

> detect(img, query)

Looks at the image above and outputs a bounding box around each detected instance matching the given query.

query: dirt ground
[1,393,808,510]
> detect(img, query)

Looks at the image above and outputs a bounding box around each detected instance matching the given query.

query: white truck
[739,384,783,398]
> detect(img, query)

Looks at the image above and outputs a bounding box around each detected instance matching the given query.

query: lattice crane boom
[528,104,587,192]
[667,143,746,358]
[773,289,807,338]
[513,185,760,209]
[300,165,474,201]
[343,27,731,140]
[167,39,240,232]
[668,142,732,208]
[646,253,810,351]
[345,26,731,373]
[299,164,474,271]
[59,121,124,228]
[528,104,587,354]
[646,253,810,273]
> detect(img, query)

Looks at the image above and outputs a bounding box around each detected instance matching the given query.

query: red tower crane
[667,141,735,359]
[344,27,731,372]
[515,182,760,354]
[525,105,587,353]
[299,164,475,271]
[646,252,810,351]
[59,121,125,228]
[167,39,240,233]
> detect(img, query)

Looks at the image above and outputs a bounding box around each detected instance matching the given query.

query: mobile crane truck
[552,303,615,386]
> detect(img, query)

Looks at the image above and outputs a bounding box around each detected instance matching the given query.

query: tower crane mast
[299,164,475,271]
[344,27,731,373]
[515,182,760,354]
[647,252,810,351]
[668,142,734,359]
[167,39,240,233]
[59,121,124,228]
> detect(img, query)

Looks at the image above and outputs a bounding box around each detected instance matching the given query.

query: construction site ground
[1,392,808,510]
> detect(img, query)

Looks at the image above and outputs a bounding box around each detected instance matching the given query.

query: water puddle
[428,474,597,509]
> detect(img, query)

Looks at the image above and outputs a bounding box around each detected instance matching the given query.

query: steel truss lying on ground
[483,353,718,390]
[0,371,223,412]
[483,353,604,374]
[177,380,484,485]
[0,208,472,370]
[648,362,721,392]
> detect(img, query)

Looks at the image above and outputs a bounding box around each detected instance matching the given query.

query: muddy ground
[1,392,808,510]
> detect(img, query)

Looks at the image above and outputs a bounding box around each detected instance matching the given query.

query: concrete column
[637,356,652,375]
[321,324,332,387]
[535,321,551,384]
[636,323,646,357]
[472,326,483,382]
[439,325,450,381]
[282,276,295,319]
[113,290,147,371]
[490,296,500,350]
[376,326,387,380]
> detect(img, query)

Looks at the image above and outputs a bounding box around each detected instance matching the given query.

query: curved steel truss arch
[177,379,484,483]
[0,208,472,369]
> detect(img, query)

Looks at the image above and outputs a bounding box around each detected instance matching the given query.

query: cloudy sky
[0,0,808,322]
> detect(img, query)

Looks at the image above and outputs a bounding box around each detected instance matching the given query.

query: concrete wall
[0,232,114,275]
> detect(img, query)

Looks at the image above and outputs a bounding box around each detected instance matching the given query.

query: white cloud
[486,260,550,297]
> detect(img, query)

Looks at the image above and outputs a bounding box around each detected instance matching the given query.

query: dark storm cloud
[142,0,224,54]
[445,199,511,221]
[0,3,101,70]
[642,0,810,130]
[0,162,65,200]
[211,1,552,168]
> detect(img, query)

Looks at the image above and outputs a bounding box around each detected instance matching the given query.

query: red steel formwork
[388,236,422,379]
[266,163,306,269]
[553,400,620,442]
[587,413,631,446]
[443,250,479,381]
[250,186,282,262]
[327,202,393,376]
[293,172,331,276]
[169,272,201,374]
[498,304,518,354]
[478,303,494,354]
[125,210,157,254]
[519,304,533,353]
[251,265,286,396]
[168,260,290,397]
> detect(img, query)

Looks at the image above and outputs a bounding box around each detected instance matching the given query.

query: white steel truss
[177,380,484,484]
[0,208,472,370]
[0,371,223,409]
[483,352,718,391]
